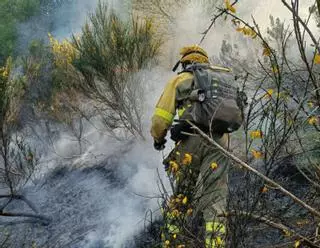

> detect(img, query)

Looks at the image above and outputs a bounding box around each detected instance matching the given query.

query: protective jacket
[150,71,194,142]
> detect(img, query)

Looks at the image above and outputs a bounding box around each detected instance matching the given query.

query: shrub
[0,0,40,63]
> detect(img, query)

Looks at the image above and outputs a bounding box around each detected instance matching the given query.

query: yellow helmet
[172,45,209,71]
[179,45,209,64]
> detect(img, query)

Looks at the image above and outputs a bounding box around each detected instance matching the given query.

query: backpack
[177,63,245,134]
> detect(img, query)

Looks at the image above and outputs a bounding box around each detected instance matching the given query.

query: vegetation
[0,57,49,231]
[0,0,40,63]
[0,0,319,247]
[142,1,320,247]
[45,1,162,140]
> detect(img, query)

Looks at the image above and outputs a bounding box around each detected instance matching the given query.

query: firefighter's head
[180,45,209,64]
[172,45,209,71]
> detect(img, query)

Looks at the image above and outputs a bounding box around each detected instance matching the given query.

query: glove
[153,139,167,151]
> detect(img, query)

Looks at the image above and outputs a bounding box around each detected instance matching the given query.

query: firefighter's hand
[154,139,166,151]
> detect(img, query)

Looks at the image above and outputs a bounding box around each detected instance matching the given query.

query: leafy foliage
[0,0,40,63]
[0,57,38,193]
[69,1,162,138]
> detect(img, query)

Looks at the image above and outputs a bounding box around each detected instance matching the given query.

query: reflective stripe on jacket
[150,72,194,142]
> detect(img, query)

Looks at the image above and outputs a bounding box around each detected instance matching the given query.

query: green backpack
[178,63,246,134]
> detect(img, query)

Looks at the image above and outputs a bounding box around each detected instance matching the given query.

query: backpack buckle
[189,89,206,102]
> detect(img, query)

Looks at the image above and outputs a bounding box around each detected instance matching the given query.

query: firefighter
[151,45,231,247]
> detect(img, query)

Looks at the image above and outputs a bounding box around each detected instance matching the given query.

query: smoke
[159,0,316,68]
[6,0,317,247]
[17,0,132,53]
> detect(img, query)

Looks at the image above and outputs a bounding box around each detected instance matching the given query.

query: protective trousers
[162,133,230,248]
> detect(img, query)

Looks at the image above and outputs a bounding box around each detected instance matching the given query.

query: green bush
[69,1,162,138]
[0,0,40,63]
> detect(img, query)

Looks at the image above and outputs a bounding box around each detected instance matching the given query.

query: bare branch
[219,211,320,248]
[187,120,320,219]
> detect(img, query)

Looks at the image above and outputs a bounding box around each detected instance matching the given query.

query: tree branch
[0,211,51,225]
[219,211,320,248]
[187,120,320,219]
[0,194,39,213]
[281,0,320,53]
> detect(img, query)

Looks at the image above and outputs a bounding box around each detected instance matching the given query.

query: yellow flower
[225,0,236,13]
[308,116,318,125]
[48,33,77,67]
[314,53,320,64]
[177,245,185,248]
[307,101,314,108]
[187,208,193,216]
[175,194,184,203]
[172,209,180,217]
[249,130,263,139]
[164,240,170,246]
[182,153,192,165]
[215,236,223,245]
[169,161,179,173]
[294,240,301,248]
[261,186,268,193]
[251,150,263,159]
[236,27,244,32]
[272,65,278,73]
[182,196,188,205]
[263,89,273,99]
[177,194,184,199]
[2,69,8,77]
[283,229,291,237]
[236,26,256,38]
[210,162,218,171]
[173,234,177,239]
[262,46,271,57]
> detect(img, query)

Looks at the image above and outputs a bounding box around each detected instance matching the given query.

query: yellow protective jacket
[150,72,194,142]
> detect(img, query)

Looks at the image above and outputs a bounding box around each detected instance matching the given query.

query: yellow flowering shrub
[294,240,301,248]
[182,196,188,205]
[236,26,257,38]
[251,149,264,159]
[182,153,192,166]
[210,162,218,170]
[186,208,193,216]
[169,161,179,173]
[48,33,78,68]
[262,46,272,57]
[263,89,274,99]
[0,57,25,125]
[249,130,263,139]
[0,58,11,81]
[261,185,268,193]
[308,116,318,125]
[307,101,314,108]
[225,0,236,13]
[314,53,320,64]
[272,65,279,73]
[282,229,291,237]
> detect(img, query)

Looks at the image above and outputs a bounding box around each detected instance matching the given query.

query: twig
[187,120,320,219]
[219,210,320,248]
[0,194,39,213]
[199,0,239,45]
[0,211,51,224]
[281,0,320,53]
